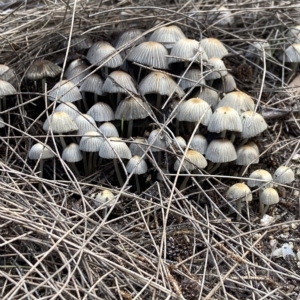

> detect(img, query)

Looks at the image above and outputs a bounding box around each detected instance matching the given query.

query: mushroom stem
[259,189,264,216]
[175,119,180,136]
[220,130,227,138]
[238,165,247,177]
[114,158,124,186]
[82,92,89,112]
[38,159,44,193]
[41,78,47,95]
[207,162,221,174]
[94,93,98,104]
[59,136,67,150]
[180,175,190,191]
[135,174,141,194]
[88,152,93,175]
[117,93,122,106]
[236,199,242,221]
[262,204,270,216]
[230,133,236,143]
[67,162,80,177]
[82,152,88,176]
[287,62,298,83]
[127,119,133,138]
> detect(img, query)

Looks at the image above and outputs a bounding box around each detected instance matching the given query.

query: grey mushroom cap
[65,59,86,78]
[247,169,273,187]
[102,70,137,94]
[74,114,97,136]
[190,134,208,154]
[206,139,237,163]
[235,145,259,165]
[147,129,168,152]
[129,137,148,157]
[207,5,234,27]
[29,143,55,160]
[216,73,237,93]
[48,80,82,102]
[43,111,78,133]
[80,73,103,95]
[284,43,300,62]
[138,71,185,97]
[174,149,207,171]
[99,122,119,137]
[62,143,83,162]
[126,155,148,174]
[79,131,103,152]
[273,166,295,184]
[65,64,90,87]
[179,67,206,90]
[260,188,279,205]
[205,57,228,80]
[0,117,5,128]
[115,96,152,120]
[94,190,117,208]
[208,106,242,133]
[60,35,92,52]
[200,37,229,59]
[87,102,115,122]
[0,65,19,88]
[0,79,17,96]
[99,137,132,159]
[176,97,213,126]
[127,41,168,69]
[87,41,123,68]
[113,28,146,51]
[26,60,62,81]
[241,111,268,138]
[245,40,272,59]
[226,183,252,202]
[193,86,220,109]
[54,102,80,120]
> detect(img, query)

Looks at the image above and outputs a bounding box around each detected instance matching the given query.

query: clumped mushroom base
[1,1,300,300]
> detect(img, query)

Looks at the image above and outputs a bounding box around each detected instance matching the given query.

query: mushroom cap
[245,141,259,153]
[129,137,148,157]
[94,190,116,208]
[169,38,208,64]
[65,64,90,87]
[65,59,86,78]
[273,166,295,184]
[208,106,242,133]
[102,70,137,94]
[60,35,92,52]
[217,91,254,115]
[48,80,82,102]
[99,122,119,137]
[54,102,80,120]
[87,102,115,122]
[216,73,236,93]
[147,129,168,152]
[79,131,103,152]
[247,169,273,187]
[0,79,17,96]
[284,43,300,62]
[179,66,205,90]
[193,86,220,109]
[62,143,83,162]
[29,143,55,160]
[190,134,208,154]
[245,40,272,59]
[115,96,152,120]
[206,139,237,163]
[149,25,186,49]
[207,5,234,27]
[80,73,103,95]
[205,57,228,80]
[75,114,97,136]
[260,188,279,205]
[200,37,229,59]
[174,149,207,171]
[99,137,132,159]
[43,111,78,133]
[87,41,123,68]
[0,116,5,128]
[173,136,187,149]
[138,71,185,97]
[226,183,252,202]
[26,60,62,80]
[113,28,146,51]
[127,41,168,69]
[126,155,148,174]
[176,97,213,125]
[236,145,259,166]
[0,65,18,88]
[241,111,268,138]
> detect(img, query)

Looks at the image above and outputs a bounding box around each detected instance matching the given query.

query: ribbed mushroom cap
[65,64,90,87]
[43,111,78,133]
[205,57,228,80]
[200,37,229,59]
[62,143,83,162]
[74,114,97,135]
[0,117,5,128]
[207,5,234,27]
[208,106,242,133]
[147,129,167,152]
[216,73,236,93]
[126,155,148,174]
[194,86,220,109]
[99,122,119,137]
[87,41,123,68]
[138,71,185,97]
[29,143,54,160]
[102,70,137,94]
[179,66,205,90]
[226,183,252,202]
[115,96,152,120]
[113,28,146,51]
[174,149,207,171]
[206,139,237,163]
[241,111,268,138]
[169,38,208,64]
[174,136,187,149]
[245,141,259,153]
[190,134,208,154]
[0,79,17,96]
[99,137,132,159]
[26,60,62,80]
[127,41,168,69]
[65,59,86,78]
[273,166,295,184]
[87,102,115,122]
[54,102,80,120]
[149,25,186,49]
[260,188,279,205]
[129,137,148,157]
[217,91,254,115]
[80,73,103,95]
[245,40,272,59]
[94,190,116,208]
[247,169,273,187]
[0,65,18,88]
[79,131,103,152]
[176,97,213,125]
[236,145,259,165]
[284,43,300,62]
[48,80,82,102]
[60,35,92,52]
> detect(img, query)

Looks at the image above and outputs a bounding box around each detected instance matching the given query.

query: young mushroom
[62,143,83,177]
[273,166,295,184]
[260,187,279,216]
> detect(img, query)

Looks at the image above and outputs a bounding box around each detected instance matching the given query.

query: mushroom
[189,134,208,155]
[0,79,17,113]
[200,37,229,59]
[235,145,259,176]
[207,5,234,27]
[273,166,295,184]
[54,102,80,120]
[87,102,115,125]
[99,122,119,137]
[179,66,206,91]
[260,187,279,216]
[74,114,97,137]
[205,57,228,85]
[93,189,117,217]
[80,73,103,107]
[147,128,168,165]
[62,143,83,177]
[129,137,148,158]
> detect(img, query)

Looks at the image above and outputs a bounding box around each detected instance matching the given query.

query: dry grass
[0,0,300,299]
